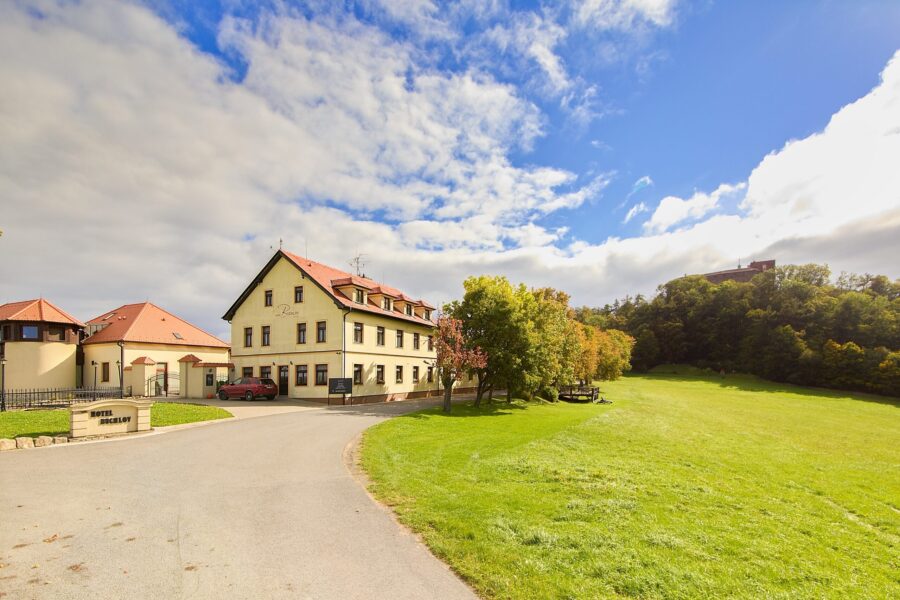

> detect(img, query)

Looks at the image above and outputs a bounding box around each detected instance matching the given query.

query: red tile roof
[0,298,85,327]
[84,302,229,348]
[280,251,436,326]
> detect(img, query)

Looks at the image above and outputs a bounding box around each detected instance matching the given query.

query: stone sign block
[70,398,153,438]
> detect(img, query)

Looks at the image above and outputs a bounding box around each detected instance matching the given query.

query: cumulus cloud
[0,0,897,340]
[644,183,746,234]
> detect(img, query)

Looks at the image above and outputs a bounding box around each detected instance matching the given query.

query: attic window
[173,332,184,340]
[405,305,412,316]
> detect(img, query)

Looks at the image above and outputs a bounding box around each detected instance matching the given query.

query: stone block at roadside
[34,436,53,447]
[15,437,35,450]
[53,436,69,444]
[0,438,16,451]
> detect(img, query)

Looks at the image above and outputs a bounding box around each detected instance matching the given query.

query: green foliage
[361,373,900,599]
[596,264,900,396]
[448,278,635,403]
[150,402,232,427]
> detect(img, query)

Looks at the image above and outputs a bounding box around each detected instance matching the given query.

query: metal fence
[1,386,132,411]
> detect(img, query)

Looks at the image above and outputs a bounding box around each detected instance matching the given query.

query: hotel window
[295,365,308,386]
[242,366,253,378]
[413,333,420,350]
[396,365,403,383]
[316,321,327,343]
[261,325,271,346]
[469,372,474,381]
[315,364,328,385]
[353,364,363,385]
[264,290,273,307]
[21,325,39,340]
[405,304,413,316]
[376,326,385,346]
[47,325,65,341]
[427,335,433,351]
[244,327,253,347]
[294,286,304,303]
[424,310,431,321]
[354,289,364,304]
[354,322,363,343]
[260,366,271,380]
[101,362,110,383]
[427,366,434,383]
[412,366,419,383]
[0,324,10,341]
[376,365,385,384]
[396,329,404,348]
[297,322,307,344]
[383,298,392,311]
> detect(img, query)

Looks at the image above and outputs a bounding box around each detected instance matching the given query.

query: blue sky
[154,0,900,245]
[1,0,899,335]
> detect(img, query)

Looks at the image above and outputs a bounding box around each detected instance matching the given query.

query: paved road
[0,400,476,599]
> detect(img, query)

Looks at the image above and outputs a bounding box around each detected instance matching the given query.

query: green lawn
[0,402,232,438]
[361,373,900,599]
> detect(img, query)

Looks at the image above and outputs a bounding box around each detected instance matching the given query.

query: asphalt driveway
[0,399,476,599]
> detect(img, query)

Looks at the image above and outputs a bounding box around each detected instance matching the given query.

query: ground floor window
[242,366,253,378]
[315,364,328,385]
[376,365,385,384]
[412,366,419,383]
[101,362,110,382]
[295,365,307,386]
[260,366,272,379]
[353,363,363,385]
[427,366,434,383]
[396,365,403,383]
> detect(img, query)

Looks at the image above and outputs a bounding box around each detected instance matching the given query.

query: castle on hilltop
[703,260,775,284]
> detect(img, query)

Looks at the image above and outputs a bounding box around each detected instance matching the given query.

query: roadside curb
[342,399,481,599]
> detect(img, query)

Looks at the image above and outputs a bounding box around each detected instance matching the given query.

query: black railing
[1,386,132,410]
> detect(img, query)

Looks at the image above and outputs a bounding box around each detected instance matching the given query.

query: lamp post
[1,356,7,412]
[91,360,97,401]
[116,360,121,398]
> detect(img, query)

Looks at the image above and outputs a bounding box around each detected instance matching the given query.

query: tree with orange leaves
[434,315,487,413]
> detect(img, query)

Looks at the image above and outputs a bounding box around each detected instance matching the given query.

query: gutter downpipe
[342,307,351,405]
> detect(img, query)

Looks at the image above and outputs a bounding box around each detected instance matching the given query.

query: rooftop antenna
[737,258,742,269]
[349,252,368,277]
[269,238,283,252]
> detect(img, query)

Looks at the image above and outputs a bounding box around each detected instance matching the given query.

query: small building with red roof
[0,298,85,389]
[222,249,456,403]
[82,302,230,397]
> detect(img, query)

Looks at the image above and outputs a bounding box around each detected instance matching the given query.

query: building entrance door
[278,366,289,396]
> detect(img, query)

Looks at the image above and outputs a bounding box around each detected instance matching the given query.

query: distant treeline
[576,265,900,397]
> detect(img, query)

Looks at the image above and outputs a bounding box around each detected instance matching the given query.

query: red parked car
[218,377,278,401]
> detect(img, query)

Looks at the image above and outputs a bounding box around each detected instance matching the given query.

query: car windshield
[261,378,275,386]
[231,378,242,385]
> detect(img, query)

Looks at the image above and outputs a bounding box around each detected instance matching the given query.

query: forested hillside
[577,265,900,396]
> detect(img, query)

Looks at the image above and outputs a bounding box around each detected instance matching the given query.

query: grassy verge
[0,402,232,438]
[361,373,900,599]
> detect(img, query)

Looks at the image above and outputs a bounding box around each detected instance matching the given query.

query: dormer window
[424,310,431,321]
[405,305,413,316]
[383,298,392,311]
[354,289,365,304]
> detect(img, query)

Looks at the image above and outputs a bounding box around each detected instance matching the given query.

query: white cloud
[623,201,649,223]
[0,0,897,341]
[574,0,677,30]
[644,183,746,234]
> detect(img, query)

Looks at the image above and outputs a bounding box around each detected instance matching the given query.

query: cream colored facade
[2,341,77,389]
[227,255,442,402]
[82,342,230,397]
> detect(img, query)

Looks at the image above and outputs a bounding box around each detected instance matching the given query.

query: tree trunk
[443,383,453,413]
[474,372,488,407]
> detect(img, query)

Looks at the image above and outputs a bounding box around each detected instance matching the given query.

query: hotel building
[223,250,446,403]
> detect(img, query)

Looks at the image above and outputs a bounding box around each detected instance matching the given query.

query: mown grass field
[0,402,232,438]
[361,371,900,599]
